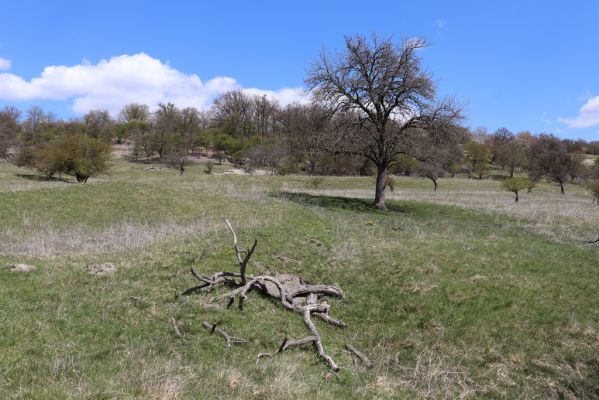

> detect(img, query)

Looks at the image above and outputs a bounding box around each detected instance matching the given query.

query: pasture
[1,158,598,399]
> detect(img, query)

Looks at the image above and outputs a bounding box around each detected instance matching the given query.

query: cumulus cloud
[0,57,11,70]
[559,96,599,128]
[243,87,309,105]
[0,53,306,115]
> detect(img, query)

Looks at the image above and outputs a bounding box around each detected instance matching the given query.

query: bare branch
[171,317,182,338]
[202,322,248,349]
[346,344,373,369]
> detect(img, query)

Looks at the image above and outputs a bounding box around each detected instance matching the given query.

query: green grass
[0,159,598,399]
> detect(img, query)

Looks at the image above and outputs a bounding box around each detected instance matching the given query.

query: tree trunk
[560,182,565,195]
[515,191,519,202]
[433,179,438,191]
[373,164,387,210]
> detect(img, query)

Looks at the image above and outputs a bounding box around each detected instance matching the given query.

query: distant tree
[528,134,578,195]
[490,127,513,168]
[306,34,462,209]
[84,110,113,139]
[490,128,527,177]
[568,151,586,182]
[24,105,46,142]
[412,124,467,190]
[392,154,420,176]
[464,141,491,179]
[60,135,111,182]
[417,162,444,191]
[502,177,530,202]
[0,106,21,159]
[213,90,254,137]
[278,103,330,175]
[119,103,150,123]
[153,103,183,160]
[180,107,201,154]
[164,133,189,175]
[252,95,278,137]
[16,134,111,182]
[117,103,150,144]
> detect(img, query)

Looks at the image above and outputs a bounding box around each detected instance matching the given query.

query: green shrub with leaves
[502,177,531,202]
[205,161,214,174]
[15,134,110,182]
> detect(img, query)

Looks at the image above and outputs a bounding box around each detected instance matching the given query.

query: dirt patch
[87,263,117,275]
[7,263,37,272]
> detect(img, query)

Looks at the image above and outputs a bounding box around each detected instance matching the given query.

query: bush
[501,177,530,202]
[15,135,111,182]
[309,176,324,189]
[205,161,214,174]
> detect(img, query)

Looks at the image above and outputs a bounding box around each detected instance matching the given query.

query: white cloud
[559,95,599,128]
[0,57,11,70]
[242,87,309,105]
[0,53,306,115]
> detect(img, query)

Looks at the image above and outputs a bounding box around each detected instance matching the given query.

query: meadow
[0,157,598,399]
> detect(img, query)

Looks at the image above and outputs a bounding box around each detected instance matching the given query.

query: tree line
[0,34,598,207]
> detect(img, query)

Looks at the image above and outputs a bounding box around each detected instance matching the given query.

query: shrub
[309,176,324,189]
[205,161,214,174]
[501,177,530,202]
[15,135,110,182]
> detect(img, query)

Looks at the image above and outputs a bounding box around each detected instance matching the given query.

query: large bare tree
[306,34,462,209]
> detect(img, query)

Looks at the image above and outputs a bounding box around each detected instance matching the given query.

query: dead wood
[202,321,248,349]
[171,317,182,337]
[583,237,599,244]
[346,344,373,369]
[181,219,348,370]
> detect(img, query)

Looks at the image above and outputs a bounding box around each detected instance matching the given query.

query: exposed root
[181,219,349,371]
[202,322,248,349]
[256,303,340,371]
[346,344,374,369]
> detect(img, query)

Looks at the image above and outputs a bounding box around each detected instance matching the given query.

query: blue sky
[0,0,598,140]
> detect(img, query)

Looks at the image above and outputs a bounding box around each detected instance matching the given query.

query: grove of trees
[0,35,598,201]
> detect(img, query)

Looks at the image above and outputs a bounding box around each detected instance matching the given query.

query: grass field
[0,158,598,399]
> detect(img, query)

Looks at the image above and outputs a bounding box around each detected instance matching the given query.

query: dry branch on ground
[181,219,367,371]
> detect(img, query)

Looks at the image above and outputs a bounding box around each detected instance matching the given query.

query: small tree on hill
[528,134,578,195]
[465,141,491,179]
[15,135,111,182]
[502,177,530,202]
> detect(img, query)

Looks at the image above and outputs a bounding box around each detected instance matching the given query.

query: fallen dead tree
[182,219,363,372]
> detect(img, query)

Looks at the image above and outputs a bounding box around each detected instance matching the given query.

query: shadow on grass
[275,191,412,214]
[15,173,73,183]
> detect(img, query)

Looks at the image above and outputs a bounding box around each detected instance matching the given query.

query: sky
[0,0,598,141]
